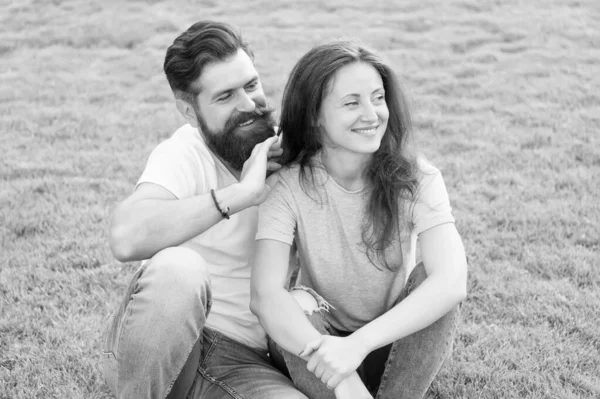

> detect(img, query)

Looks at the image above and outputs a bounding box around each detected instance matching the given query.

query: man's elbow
[452,270,468,304]
[454,283,468,303]
[109,222,137,262]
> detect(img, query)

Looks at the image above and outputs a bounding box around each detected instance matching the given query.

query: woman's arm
[250,239,322,354]
[251,239,373,398]
[342,223,466,350]
[303,222,467,387]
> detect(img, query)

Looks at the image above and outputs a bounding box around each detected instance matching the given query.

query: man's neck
[211,152,242,180]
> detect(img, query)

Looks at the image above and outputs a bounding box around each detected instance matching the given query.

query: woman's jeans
[101,247,305,399]
[271,263,461,399]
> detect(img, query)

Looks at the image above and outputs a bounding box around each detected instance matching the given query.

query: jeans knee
[142,247,210,304]
[290,289,319,315]
[149,247,209,282]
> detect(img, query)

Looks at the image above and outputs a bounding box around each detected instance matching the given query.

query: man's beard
[197,106,276,171]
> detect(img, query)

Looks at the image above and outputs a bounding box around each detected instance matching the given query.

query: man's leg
[190,328,308,399]
[373,263,460,399]
[102,247,211,399]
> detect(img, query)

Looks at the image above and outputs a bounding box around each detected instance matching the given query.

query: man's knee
[147,246,209,286]
[139,247,211,309]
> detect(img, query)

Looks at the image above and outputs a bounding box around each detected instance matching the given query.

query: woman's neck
[320,148,371,191]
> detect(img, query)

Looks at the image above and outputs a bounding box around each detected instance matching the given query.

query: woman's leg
[373,263,461,399]
[274,288,372,399]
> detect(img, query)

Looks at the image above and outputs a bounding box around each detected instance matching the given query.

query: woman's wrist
[348,330,375,358]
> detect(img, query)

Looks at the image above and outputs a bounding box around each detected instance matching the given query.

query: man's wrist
[215,183,256,215]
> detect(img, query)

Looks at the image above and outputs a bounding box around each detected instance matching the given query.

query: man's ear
[175,98,199,128]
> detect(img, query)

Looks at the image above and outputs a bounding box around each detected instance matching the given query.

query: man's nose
[237,91,256,113]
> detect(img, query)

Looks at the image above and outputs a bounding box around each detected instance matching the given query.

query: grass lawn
[1,0,599,398]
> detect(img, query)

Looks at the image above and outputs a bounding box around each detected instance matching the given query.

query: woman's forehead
[327,62,383,97]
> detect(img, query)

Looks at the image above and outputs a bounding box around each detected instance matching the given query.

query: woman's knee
[290,289,320,315]
[289,289,330,334]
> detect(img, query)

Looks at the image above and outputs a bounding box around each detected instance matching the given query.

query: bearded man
[101,21,306,399]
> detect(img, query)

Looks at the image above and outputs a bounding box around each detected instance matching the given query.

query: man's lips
[238,118,255,127]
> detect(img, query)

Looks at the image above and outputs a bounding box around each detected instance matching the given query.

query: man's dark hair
[164,21,253,106]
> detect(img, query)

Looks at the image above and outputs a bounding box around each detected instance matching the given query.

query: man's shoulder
[152,124,211,160]
[168,124,205,147]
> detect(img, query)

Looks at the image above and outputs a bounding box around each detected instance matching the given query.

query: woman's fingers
[299,338,322,358]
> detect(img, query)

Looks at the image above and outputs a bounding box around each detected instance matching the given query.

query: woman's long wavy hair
[278,40,420,271]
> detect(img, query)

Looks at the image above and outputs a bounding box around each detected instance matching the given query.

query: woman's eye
[345,101,358,107]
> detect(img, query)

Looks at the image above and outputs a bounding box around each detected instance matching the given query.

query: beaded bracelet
[210,189,230,219]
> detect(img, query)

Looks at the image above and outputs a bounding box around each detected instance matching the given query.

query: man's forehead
[195,49,258,95]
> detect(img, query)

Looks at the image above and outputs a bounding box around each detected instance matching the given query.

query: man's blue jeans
[101,247,306,399]
[270,263,461,399]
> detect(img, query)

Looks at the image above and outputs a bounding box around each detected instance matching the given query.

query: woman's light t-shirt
[256,158,455,332]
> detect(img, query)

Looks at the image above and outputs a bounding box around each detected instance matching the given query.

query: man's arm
[109,135,280,262]
[109,182,256,262]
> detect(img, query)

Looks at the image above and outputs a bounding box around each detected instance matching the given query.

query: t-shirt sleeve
[412,164,455,235]
[136,139,200,199]
[256,176,297,245]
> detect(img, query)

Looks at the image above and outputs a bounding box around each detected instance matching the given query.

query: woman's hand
[300,335,370,389]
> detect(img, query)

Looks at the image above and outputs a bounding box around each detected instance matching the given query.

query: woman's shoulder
[276,164,301,182]
[274,161,328,199]
[415,155,441,177]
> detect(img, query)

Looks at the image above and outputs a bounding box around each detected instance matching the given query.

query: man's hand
[239,135,282,206]
[300,335,370,390]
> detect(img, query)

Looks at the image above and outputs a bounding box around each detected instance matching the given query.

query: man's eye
[218,93,232,102]
[246,81,259,91]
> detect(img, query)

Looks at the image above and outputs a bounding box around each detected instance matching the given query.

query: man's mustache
[224,106,275,132]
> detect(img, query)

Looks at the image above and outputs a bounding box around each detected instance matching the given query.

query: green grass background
[1,0,599,398]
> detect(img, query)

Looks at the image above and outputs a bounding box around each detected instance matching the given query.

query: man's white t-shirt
[136,124,267,349]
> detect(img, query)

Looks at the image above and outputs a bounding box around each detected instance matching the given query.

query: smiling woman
[317,62,390,163]
[250,40,468,399]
